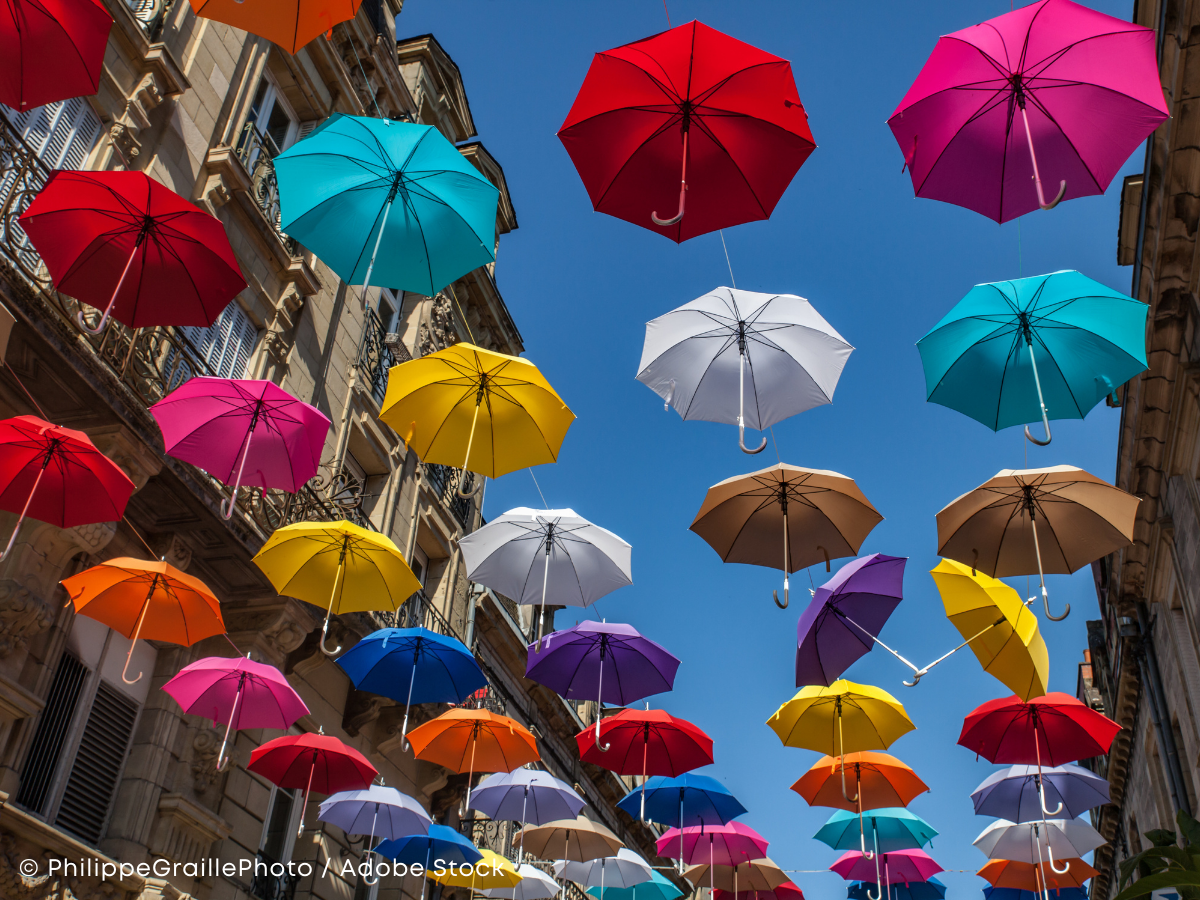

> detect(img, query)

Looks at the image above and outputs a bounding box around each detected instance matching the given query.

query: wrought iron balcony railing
[359,306,408,405]
[250,849,297,900]
[424,463,475,528]
[235,121,299,256]
[394,588,460,641]
[126,0,174,37]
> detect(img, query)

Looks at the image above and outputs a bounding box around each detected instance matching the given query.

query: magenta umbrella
[150,378,331,519]
[888,0,1167,223]
[657,822,769,866]
[832,850,943,888]
[163,655,310,770]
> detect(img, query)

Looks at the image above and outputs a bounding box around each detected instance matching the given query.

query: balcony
[250,849,297,900]
[126,0,174,37]
[424,463,475,528]
[359,306,410,405]
[234,121,298,257]
[394,588,460,641]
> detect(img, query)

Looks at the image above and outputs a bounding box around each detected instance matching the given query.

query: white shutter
[296,119,321,142]
[3,98,102,170]
[183,303,259,379]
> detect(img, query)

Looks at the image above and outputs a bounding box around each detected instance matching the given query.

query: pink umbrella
[163,655,310,770]
[832,850,944,886]
[150,378,331,519]
[888,0,1167,223]
[657,822,769,866]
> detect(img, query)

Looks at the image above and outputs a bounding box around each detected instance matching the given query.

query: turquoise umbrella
[916,271,1147,446]
[588,871,684,900]
[274,114,499,297]
[815,808,937,853]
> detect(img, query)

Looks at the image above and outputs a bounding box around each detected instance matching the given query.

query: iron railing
[126,0,174,37]
[395,589,460,640]
[424,463,475,528]
[250,849,298,900]
[235,121,298,256]
[360,306,400,405]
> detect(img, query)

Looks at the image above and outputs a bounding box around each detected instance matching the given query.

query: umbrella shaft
[2,464,48,560]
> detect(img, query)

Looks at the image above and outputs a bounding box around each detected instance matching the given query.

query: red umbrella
[248,731,378,836]
[19,170,246,335]
[958,692,1121,767]
[0,0,111,111]
[714,883,805,900]
[0,415,135,561]
[557,20,815,242]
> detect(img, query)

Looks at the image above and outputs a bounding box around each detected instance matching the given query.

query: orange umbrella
[189,0,360,55]
[792,752,929,812]
[977,859,1097,891]
[62,558,224,685]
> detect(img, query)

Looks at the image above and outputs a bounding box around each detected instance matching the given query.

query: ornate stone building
[0,3,660,899]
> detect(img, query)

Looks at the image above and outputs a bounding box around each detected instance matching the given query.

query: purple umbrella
[526,621,680,753]
[795,554,908,688]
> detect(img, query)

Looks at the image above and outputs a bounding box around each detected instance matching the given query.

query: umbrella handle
[121,587,153,685]
[738,424,766,455]
[774,512,789,608]
[77,238,141,335]
[738,347,766,455]
[0,463,47,563]
[320,562,345,656]
[455,400,484,499]
[652,131,688,227]
[773,586,788,609]
[663,379,675,412]
[320,612,342,656]
[1039,781,1063,817]
[594,658,610,752]
[1020,105,1067,211]
[1046,844,1071,875]
[1023,341,1053,448]
[1029,516,1069,621]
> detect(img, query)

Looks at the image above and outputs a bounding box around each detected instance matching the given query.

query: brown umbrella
[514,816,624,862]
[690,463,883,609]
[684,859,788,892]
[936,465,1139,622]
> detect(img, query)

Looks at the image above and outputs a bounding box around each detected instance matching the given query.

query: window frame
[248,72,300,157]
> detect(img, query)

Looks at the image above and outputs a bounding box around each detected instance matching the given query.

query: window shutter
[3,98,101,170]
[296,119,321,142]
[54,681,139,845]
[16,653,87,815]
[183,303,259,379]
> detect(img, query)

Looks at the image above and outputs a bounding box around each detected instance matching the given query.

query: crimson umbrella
[0,415,135,561]
[558,20,815,242]
[714,883,805,900]
[19,170,246,335]
[0,0,111,111]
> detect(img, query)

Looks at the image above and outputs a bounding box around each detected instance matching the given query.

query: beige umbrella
[683,859,789,892]
[690,463,883,609]
[936,465,1139,622]
[514,816,624,862]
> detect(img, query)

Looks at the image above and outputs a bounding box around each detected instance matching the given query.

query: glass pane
[261,788,294,861]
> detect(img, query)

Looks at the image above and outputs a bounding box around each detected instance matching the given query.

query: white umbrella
[460,507,633,642]
[636,287,853,454]
[482,864,561,900]
[556,849,655,893]
[973,818,1106,868]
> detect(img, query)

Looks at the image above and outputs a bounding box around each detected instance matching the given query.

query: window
[411,545,429,588]
[182,302,259,380]
[253,783,302,900]
[248,76,299,157]
[378,290,401,334]
[4,97,103,169]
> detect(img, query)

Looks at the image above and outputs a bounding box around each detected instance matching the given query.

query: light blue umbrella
[815,808,937,855]
[275,114,499,297]
[588,870,684,900]
[917,270,1147,445]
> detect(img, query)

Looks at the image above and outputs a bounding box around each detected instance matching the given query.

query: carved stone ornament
[64,521,117,557]
[190,726,223,795]
[0,831,122,900]
[418,293,457,357]
[162,533,192,571]
[0,580,52,659]
[107,123,141,167]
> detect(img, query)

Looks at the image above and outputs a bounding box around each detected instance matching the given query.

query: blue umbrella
[375,823,483,897]
[971,763,1111,823]
[982,888,1087,900]
[815,808,937,856]
[617,774,746,873]
[337,627,486,748]
[588,871,684,900]
[470,769,587,825]
[917,270,1148,446]
[849,877,946,900]
[275,114,499,297]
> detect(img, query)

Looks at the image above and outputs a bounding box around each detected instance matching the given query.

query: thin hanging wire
[720,230,737,288]
[446,283,477,343]
[529,468,549,508]
[3,360,49,419]
[342,22,385,120]
[662,0,670,26]
[769,425,782,464]
[1017,216,1023,277]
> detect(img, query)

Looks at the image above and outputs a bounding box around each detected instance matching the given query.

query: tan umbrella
[514,816,624,862]
[690,463,883,609]
[936,465,1139,622]
[683,859,788,892]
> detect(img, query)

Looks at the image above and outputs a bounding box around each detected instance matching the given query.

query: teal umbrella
[274,114,499,297]
[588,871,684,900]
[815,808,936,854]
[917,270,1147,446]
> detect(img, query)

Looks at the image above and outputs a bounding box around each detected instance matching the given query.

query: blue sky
[394,2,1140,898]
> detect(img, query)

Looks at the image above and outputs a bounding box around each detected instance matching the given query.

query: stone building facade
[0,2,660,899]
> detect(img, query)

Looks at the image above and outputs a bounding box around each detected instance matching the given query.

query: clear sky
[394,2,1140,899]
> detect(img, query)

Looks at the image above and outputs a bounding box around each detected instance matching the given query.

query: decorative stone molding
[107,123,141,166]
[225,600,316,669]
[85,425,162,491]
[343,691,393,737]
[0,580,52,659]
[150,793,231,866]
[65,521,117,558]
[190,727,223,796]
[418,293,457,357]
[162,533,192,571]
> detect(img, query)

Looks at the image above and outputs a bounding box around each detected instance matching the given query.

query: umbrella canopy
[959,693,1122,767]
[767,681,915,756]
[831,850,943,884]
[636,288,852,454]
[656,822,768,866]
[251,520,421,654]
[485,864,562,900]
[556,849,655,889]
[0,415,136,561]
[717,883,805,900]
[460,507,632,638]
[470,769,586,825]
[249,731,377,834]
[982,888,1086,900]
[795,554,907,687]
[816,809,938,853]
[433,849,523,890]
[683,859,789,893]
[973,819,1106,863]
[276,116,498,295]
[381,343,575,492]
[930,559,1049,701]
[577,708,713,777]
[971,764,1111,823]
[375,823,483,864]
[0,0,110,110]
[63,558,224,685]
[558,20,814,241]
[407,708,540,775]
[150,378,331,518]
[19,170,245,334]
[977,859,1097,891]
[691,463,883,608]
[590,870,685,900]
[937,465,1139,620]
[317,785,431,840]
[515,816,624,863]
[188,0,358,54]
[792,752,929,812]
[615,774,747,828]
[527,621,680,706]
[849,880,945,900]
[887,0,1167,222]
[916,271,1148,444]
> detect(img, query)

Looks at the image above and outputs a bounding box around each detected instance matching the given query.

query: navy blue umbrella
[982,888,1086,900]
[375,823,483,895]
[617,774,746,873]
[849,878,946,900]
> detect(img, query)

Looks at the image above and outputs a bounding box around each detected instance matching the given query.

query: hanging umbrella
[913,559,1049,699]
[657,821,768,866]
[0,0,110,110]
[381,343,575,499]
[849,880,945,900]
[375,822,482,900]
[251,521,421,655]
[484,864,562,900]
[0,415,135,561]
[959,693,1122,766]
[717,883,805,900]
[887,0,1167,222]
[815,810,938,853]
[917,271,1148,446]
[276,115,498,297]
[615,775,747,855]
[558,20,814,240]
[691,463,882,608]
[977,859,1097,891]
[831,850,943,884]
[163,655,309,771]
[63,558,224,685]
[794,554,908,687]
[19,170,246,335]
[589,870,685,900]
[937,465,1139,620]
[637,288,852,454]
[792,752,929,812]
[683,859,789,893]
[974,819,1105,863]
[318,785,432,875]
[459,507,632,642]
[982,887,1086,900]
[248,731,377,837]
[470,769,586,826]
[515,816,624,863]
[526,621,680,752]
[432,849,524,890]
[188,0,358,54]
[971,764,1111,823]
[336,626,486,749]
[150,378,331,520]
[556,849,655,894]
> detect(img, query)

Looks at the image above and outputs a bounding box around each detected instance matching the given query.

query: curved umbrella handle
[739,423,766,454]
[1037,180,1068,211]
[320,616,342,656]
[121,654,143,685]
[1024,420,1052,447]
[773,587,788,609]
[594,724,610,753]
[1043,590,1070,622]
[456,471,484,500]
[1040,792,1063,817]
[902,668,928,688]
[867,885,882,900]
[652,134,688,227]
[1046,845,1071,875]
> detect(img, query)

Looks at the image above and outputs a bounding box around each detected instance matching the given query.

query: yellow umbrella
[251,520,420,655]
[380,343,575,498]
[432,849,523,890]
